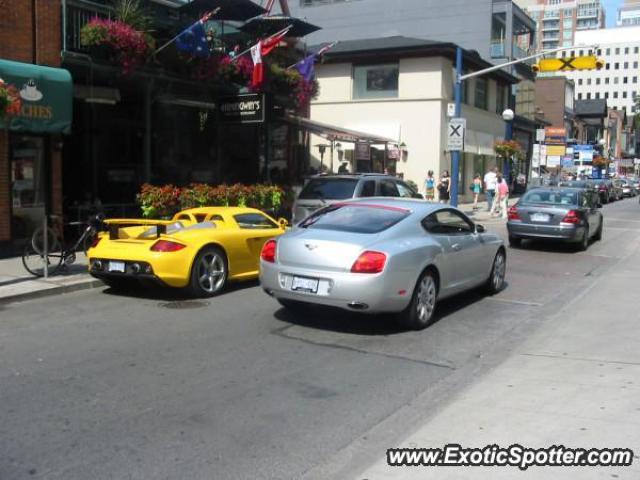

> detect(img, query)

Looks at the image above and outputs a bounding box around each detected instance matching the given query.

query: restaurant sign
[218,93,265,124]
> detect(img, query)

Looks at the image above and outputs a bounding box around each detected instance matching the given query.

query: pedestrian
[471,173,482,210]
[484,167,497,212]
[491,173,510,219]
[424,170,435,201]
[437,170,451,204]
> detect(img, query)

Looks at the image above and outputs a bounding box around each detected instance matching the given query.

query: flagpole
[152,7,221,57]
[285,41,338,69]
[231,25,293,62]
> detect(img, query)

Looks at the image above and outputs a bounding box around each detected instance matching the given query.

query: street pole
[504,119,513,181]
[451,47,462,207]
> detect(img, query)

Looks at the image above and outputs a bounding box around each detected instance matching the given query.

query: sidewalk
[354,233,640,478]
[0,253,102,305]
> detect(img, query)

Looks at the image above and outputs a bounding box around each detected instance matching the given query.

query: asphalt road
[1,197,639,480]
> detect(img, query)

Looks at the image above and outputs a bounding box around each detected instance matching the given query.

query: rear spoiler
[103,219,175,240]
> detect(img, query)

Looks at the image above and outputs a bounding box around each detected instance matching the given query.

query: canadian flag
[250,29,289,89]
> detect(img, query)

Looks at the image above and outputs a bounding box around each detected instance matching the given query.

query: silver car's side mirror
[476,224,486,233]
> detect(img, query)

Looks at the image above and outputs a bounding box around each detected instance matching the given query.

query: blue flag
[295,53,317,82]
[176,21,209,57]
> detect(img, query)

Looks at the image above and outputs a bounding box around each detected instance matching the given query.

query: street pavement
[0,197,638,480]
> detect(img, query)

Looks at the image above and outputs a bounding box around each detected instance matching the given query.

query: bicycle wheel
[31,227,62,255]
[22,244,63,277]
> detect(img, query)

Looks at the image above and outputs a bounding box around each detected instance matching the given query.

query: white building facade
[558,26,640,116]
[308,38,517,199]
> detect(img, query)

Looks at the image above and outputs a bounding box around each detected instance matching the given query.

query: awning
[283,115,395,144]
[0,59,73,134]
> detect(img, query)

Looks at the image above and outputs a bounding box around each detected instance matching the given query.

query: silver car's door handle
[451,243,462,251]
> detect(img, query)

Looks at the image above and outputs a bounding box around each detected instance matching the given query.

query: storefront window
[10,136,46,240]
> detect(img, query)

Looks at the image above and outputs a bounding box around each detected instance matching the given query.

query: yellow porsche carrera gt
[88,207,286,297]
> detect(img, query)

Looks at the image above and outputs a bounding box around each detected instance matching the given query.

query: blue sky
[603,0,622,27]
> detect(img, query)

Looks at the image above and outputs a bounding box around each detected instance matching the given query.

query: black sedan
[507,188,603,251]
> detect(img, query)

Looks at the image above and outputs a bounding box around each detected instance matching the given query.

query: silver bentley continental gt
[259,199,506,330]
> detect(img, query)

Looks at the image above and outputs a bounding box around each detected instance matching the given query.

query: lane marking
[487,298,543,307]
[272,326,456,370]
[605,218,640,223]
[521,352,640,367]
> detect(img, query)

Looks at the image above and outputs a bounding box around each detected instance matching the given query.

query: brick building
[534,76,576,137]
[0,0,72,254]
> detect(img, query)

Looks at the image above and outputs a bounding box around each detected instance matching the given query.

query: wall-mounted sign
[545,127,567,145]
[546,145,566,156]
[355,141,371,161]
[546,155,561,167]
[218,93,265,124]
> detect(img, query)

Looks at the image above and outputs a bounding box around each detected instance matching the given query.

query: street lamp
[502,108,515,182]
[315,144,329,172]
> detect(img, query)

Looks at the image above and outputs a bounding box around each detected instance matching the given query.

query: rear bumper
[88,256,188,287]
[259,260,411,313]
[507,222,583,241]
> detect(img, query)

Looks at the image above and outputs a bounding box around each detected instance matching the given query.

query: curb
[0,278,105,306]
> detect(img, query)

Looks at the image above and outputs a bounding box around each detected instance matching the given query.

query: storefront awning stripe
[0,59,73,134]
[283,115,395,144]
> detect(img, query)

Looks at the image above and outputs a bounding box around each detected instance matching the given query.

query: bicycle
[22,214,104,277]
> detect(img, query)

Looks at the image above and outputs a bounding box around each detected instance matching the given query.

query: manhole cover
[159,300,210,309]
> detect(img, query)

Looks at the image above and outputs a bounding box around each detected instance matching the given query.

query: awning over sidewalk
[0,59,73,134]
[283,115,396,144]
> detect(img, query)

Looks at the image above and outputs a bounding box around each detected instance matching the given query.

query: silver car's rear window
[299,179,359,200]
[521,190,578,206]
[299,204,410,234]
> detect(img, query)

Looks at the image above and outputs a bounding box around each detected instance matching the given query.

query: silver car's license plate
[109,261,125,272]
[531,213,550,222]
[292,276,319,293]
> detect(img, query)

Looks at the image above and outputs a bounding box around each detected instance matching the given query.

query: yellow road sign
[532,56,604,72]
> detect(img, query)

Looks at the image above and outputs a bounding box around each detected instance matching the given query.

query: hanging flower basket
[0,78,21,120]
[494,139,523,160]
[80,18,154,74]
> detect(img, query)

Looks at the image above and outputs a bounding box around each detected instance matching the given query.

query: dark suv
[292,174,421,224]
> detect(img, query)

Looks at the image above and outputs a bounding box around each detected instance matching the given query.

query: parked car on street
[260,199,506,330]
[591,179,615,204]
[610,179,624,201]
[618,179,637,197]
[292,173,422,225]
[506,188,603,250]
[88,207,286,297]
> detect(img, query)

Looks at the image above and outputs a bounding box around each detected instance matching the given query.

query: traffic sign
[536,128,545,142]
[532,56,604,73]
[447,118,466,151]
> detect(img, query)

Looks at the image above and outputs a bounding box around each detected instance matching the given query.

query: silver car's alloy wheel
[492,252,506,291]
[197,252,226,294]
[416,275,437,324]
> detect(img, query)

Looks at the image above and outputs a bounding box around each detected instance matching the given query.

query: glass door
[10,135,47,242]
